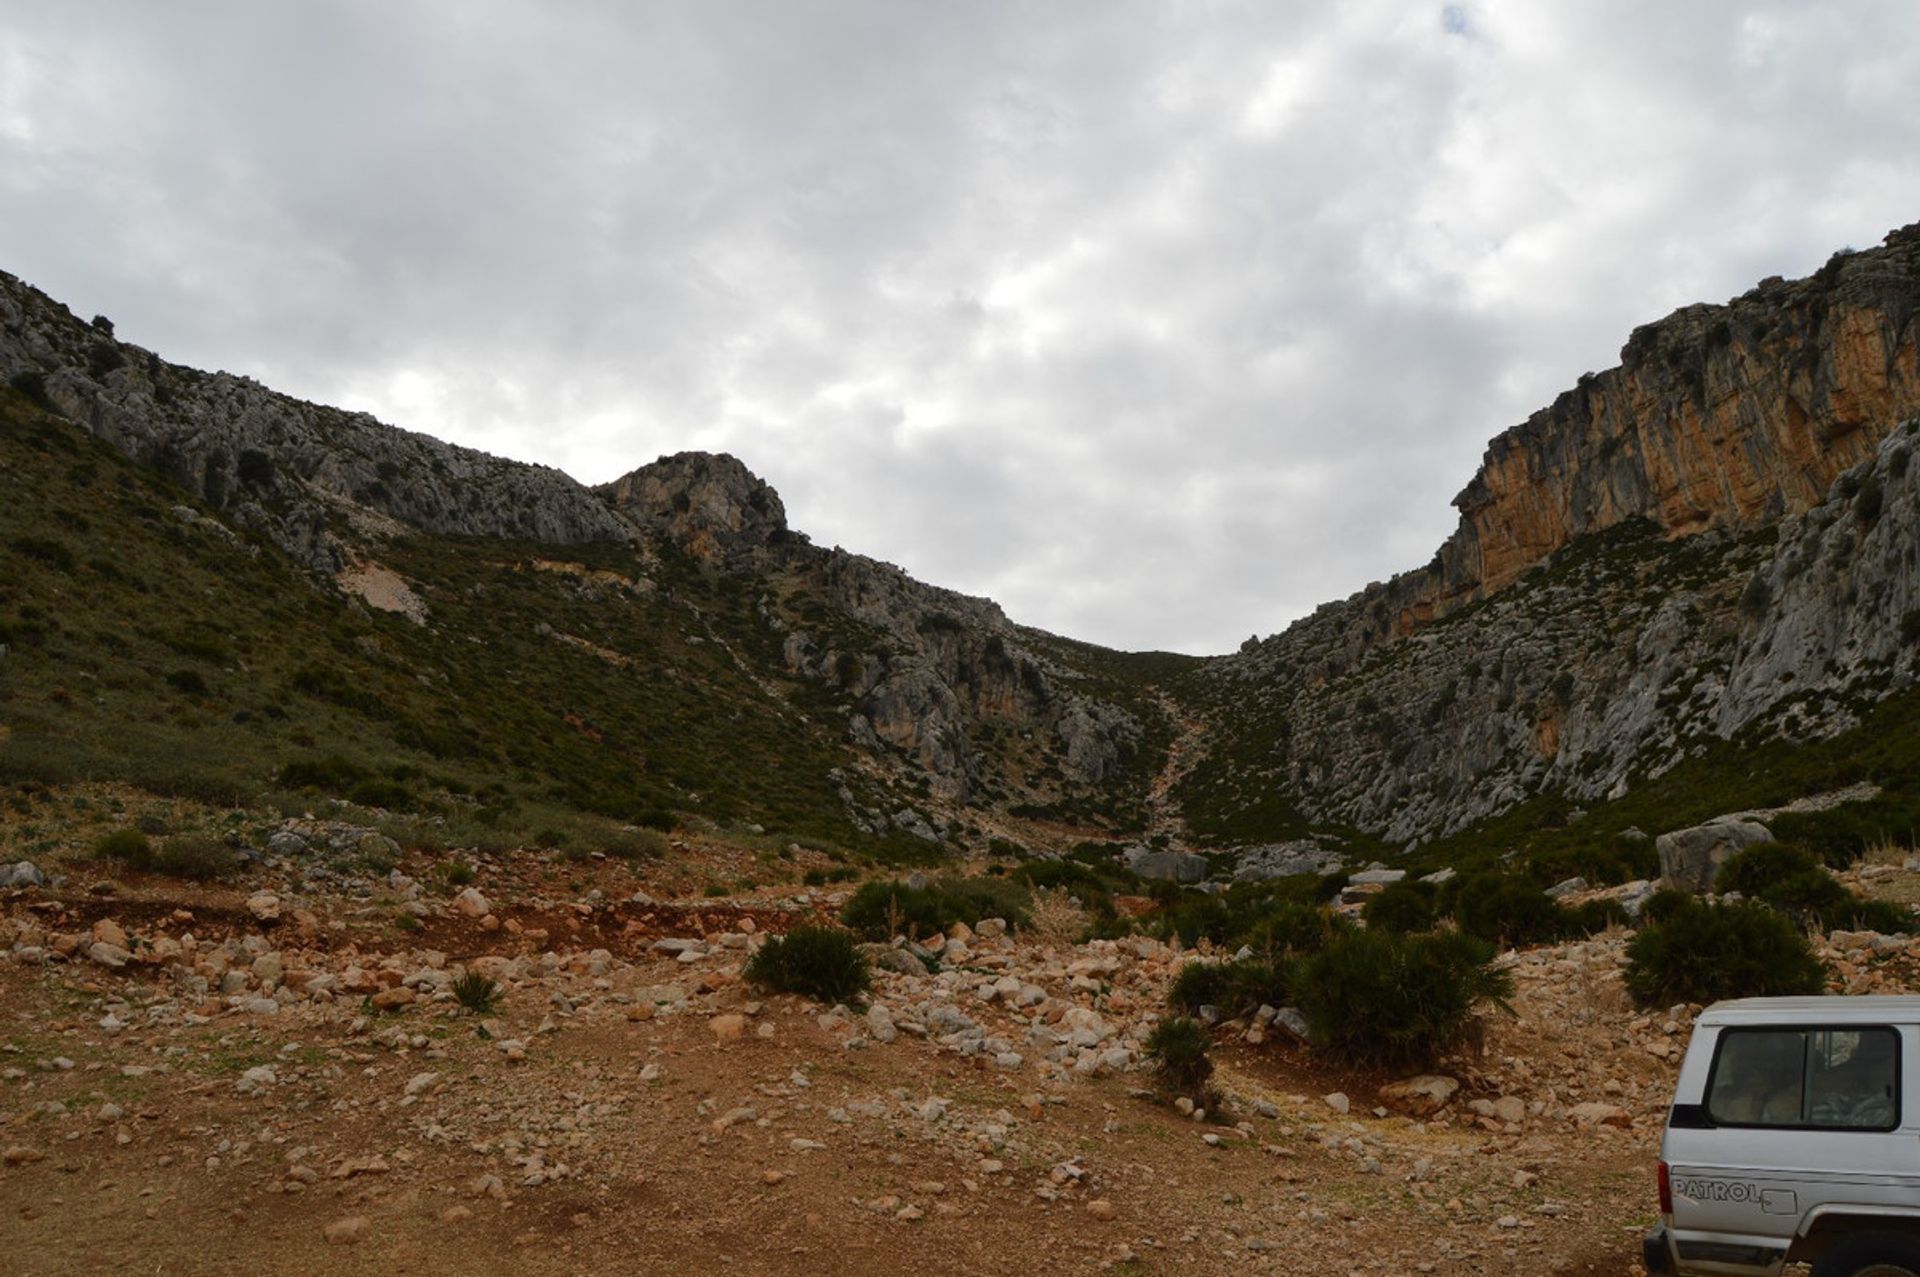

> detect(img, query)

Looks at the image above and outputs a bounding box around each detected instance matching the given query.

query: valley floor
[7,826,1918,1275]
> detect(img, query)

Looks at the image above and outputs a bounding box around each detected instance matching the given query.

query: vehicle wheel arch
[1792,1219,1920,1274]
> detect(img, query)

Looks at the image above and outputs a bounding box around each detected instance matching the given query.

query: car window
[1706,1027,1899,1130]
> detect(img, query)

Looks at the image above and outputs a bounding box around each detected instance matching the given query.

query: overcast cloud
[5,2,1920,653]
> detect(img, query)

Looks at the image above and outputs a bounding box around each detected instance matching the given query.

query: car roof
[1698,996,1920,1026]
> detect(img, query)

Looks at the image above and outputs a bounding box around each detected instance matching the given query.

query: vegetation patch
[743,925,870,1004]
[1624,898,1826,1007]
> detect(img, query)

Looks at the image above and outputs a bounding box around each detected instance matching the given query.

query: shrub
[1242,901,1349,956]
[11,537,76,572]
[1144,1016,1214,1101]
[603,828,667,861]
[276,755,370,793]
[1168,957,1292,1019]
[153,835,240,881]
[444,862,476,887]
[1363,880,1437,933]
[1829,897,1916,935]
[1639,889,1694,925]
[1718,842,1848,912]
[452,971,500,1014]
[347,778,413,811]
[1624,899,1826,1008]
[94,827,153,869]
[840,876,1030,940]
[236,449,275,488]
[1295,930,1513,1070]
[164,669,208,696]
[1566,898,1630,934]
[1450,872,1575,948]
[802,865,858,887]
[744,925,870,1004]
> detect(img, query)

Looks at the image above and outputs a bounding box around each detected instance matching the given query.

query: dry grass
[1026,887,1088,945]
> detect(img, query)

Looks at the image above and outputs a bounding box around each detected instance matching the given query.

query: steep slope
[1182,223,1920,853]
[0,274,1172,854]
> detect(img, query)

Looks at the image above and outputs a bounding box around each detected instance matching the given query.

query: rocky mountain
[5,222,1920,871]
[1182,224,1920,852]
[0,276,1164,856]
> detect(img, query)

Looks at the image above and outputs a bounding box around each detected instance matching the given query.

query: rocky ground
[7,806,1920,1275]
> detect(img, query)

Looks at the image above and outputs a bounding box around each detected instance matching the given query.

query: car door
[1667,1024,1911,1249]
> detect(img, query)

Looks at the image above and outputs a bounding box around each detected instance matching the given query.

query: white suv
[1647,996,1920,1276]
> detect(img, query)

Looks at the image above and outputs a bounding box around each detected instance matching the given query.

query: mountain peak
[596,450,791,562]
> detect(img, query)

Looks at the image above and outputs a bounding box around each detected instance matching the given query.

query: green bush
[1450,872,1575,947]
[444,862,476,887]
[1363,880,1438,933]
[1826,897,1916,935]
[1717,843,1841,904]
[152,834,239,881]
[164,669,208,696]
[1168,957,1292,1019]
[802,865,858,887]
[1639,889,1695,925]
[94,827,153,869]
[1242,901,1349,956]
[744,925,870,1004]
[840,876,1030,940]
[603,828,668,861]
[1624,899,1826,1008]
[452,971,499,1014]
[276,754,370,793]
[1295,930,1513,1070]
[1144,1015,1214,1101]
[347,778,413,811]
[1566,898,1630,934]
[1716,843,1907,931]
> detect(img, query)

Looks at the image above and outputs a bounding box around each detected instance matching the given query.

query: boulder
[1656,819,1774,893]
[0,861,47,889]
[1378,1074,1459,1117]
[1132,851,1209,884]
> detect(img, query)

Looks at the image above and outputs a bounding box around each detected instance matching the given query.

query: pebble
[323,1216,370,1244]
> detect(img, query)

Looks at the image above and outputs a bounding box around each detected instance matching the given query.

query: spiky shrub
[1144,1015,1214,1101]
[1296,930,1513,1070]
[744,925,870,1004]
[839,877,1029,941]
[1168,957,1293,1019]
[1449,872,1574,948]
[1715,843,1913,933]
[452,971,500,1014]
[1362,880,1438,934]
[1566,898,1630,935]
[1242,901,1349,956]
[1638,889,1694,925]
[1624,899,1826,1008]
[1716,843,1848,917]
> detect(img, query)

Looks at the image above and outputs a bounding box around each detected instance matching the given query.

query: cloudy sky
[5,3,1920,653]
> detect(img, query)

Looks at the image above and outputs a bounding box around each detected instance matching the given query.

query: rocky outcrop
[595,451,792,564]
[0,271,633,574]
[1198,222,1920,847]
[1199,416,1920,843]
[1309,224,1920,650]
[1657,820,1775,893]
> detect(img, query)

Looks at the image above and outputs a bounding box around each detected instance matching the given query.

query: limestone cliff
[0,271,632,576]
[1362,224,1920,640]
[1193,223,1920,847]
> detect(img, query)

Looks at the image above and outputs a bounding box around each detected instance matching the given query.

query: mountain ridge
[5,222,1920,863]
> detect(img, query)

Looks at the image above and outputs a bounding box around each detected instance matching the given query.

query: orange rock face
[1387,228,1920,635]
